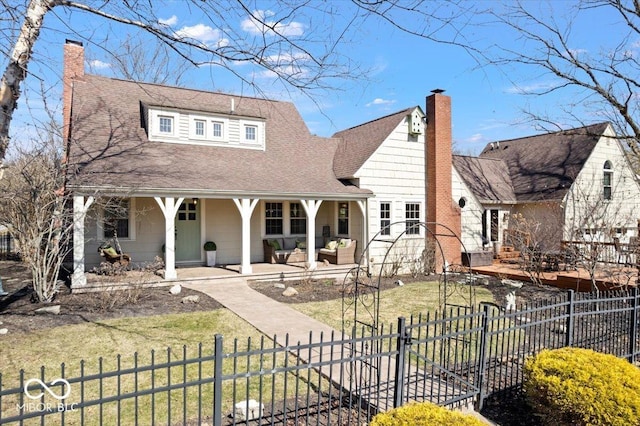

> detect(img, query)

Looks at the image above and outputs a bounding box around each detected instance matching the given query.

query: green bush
[369,401,485,426]
[524,347,640,426]
[203,241,216,251]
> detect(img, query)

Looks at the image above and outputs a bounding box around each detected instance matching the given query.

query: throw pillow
[296,240,307,249]
[326,240,338,251]
[270,239,281,250]
[102,247,118,257]
[339,238,351,248]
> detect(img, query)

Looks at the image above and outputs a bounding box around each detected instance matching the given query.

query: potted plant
[204,241,217,267]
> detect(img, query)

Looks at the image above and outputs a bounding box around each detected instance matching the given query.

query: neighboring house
[452,122,640,251]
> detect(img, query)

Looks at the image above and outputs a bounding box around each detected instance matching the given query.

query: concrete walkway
[183,277,344,345]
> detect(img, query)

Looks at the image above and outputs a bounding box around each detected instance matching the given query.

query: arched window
[603,160,613,200]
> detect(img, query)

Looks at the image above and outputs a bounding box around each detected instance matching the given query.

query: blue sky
[9,1,621,155]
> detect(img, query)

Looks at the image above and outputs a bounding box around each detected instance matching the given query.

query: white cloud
[505,81,556,94]
[176,23,227,47]
[159,15,178,26]
[89,59,111,70]
[365,98,396,107]
[465,133,484,143]
[565,48,587,57]
[241,10,305,37]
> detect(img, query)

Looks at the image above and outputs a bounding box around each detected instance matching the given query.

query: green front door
[175,200,201,262]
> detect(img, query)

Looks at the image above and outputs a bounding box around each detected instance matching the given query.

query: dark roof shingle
[67,75,371,198]
[453,156,516,203]
[478,122,610,202]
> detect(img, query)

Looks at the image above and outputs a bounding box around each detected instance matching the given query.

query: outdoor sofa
[317,238,357,265]
[263,236,324,264]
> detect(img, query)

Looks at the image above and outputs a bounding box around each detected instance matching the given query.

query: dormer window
[245,125,257,142]
[159,116,173,134]
[603,160,613,200]
[147,107,264,150]
[194,120,205,137]
[212,122,223,138]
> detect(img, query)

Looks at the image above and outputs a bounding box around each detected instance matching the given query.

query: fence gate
[341,221,479,410]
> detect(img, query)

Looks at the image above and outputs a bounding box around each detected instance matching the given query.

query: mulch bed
[0,261,222,333]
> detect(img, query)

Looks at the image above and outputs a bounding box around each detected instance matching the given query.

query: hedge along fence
[524,347,640,426]
[370,401,486,426]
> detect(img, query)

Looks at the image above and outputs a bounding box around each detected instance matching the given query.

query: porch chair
[613,237,633,265]
[98,241,131,266]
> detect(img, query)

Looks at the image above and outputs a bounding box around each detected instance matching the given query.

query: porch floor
[78,261,357,292]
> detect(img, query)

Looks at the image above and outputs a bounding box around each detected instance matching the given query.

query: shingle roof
[332,108,416,178]
[453,155,516,203]
[478,122,610,202]
[66,75,371,198]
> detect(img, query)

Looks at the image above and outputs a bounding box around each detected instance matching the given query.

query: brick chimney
[63,40,84,142]
[426,90,461,271]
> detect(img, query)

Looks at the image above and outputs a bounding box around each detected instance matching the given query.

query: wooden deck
[471,260,638,292]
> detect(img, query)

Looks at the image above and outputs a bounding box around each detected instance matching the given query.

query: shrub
[369,401,485,426]
[203,241,217,251]
[524,347,640,426]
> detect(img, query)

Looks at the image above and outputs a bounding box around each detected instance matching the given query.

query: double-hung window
[213,122,223,138]
[104,199,130,239]
[245,125,257,142]
[159,116,173,134]
[265,202,283,235]
[194,119,205,138]
[405,203,420,235]
[380,202,391,236]
[290,203,306,234]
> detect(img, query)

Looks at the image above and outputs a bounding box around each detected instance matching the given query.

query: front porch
[74,261,358,293]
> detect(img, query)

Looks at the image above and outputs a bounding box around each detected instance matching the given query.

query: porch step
[496,251,520,259]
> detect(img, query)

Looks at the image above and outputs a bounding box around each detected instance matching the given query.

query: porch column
[356,199,368,265]
[154,197,184,280]
[233,198,259,274]
[71,195,94,288]
[301,200,322,270]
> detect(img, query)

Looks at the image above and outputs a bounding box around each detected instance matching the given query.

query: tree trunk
[0,0,51,171]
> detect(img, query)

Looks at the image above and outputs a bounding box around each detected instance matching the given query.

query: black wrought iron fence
[1,289,639,425]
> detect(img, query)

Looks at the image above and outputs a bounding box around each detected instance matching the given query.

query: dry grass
[0,310,317,424]
[293,280,495,331]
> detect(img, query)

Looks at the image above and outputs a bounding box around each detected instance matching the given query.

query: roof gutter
[66,185,374,201]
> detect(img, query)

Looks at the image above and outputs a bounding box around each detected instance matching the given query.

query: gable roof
[331,107,417,178]
[478,122,610,202]
[66,75,371,199]
[453,155,516,204]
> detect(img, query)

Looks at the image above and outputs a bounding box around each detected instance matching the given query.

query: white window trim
[191,118,207,140]
[211,120,226,141]
[98,198,136,241]
[404,201,422,236]
[149,110,179,140]
[379,201,392,236]
[240,119,265,146]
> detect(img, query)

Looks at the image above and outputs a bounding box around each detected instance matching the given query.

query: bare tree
[0,122,70,302]
[508,207,563,286]
[86,34,191,86]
